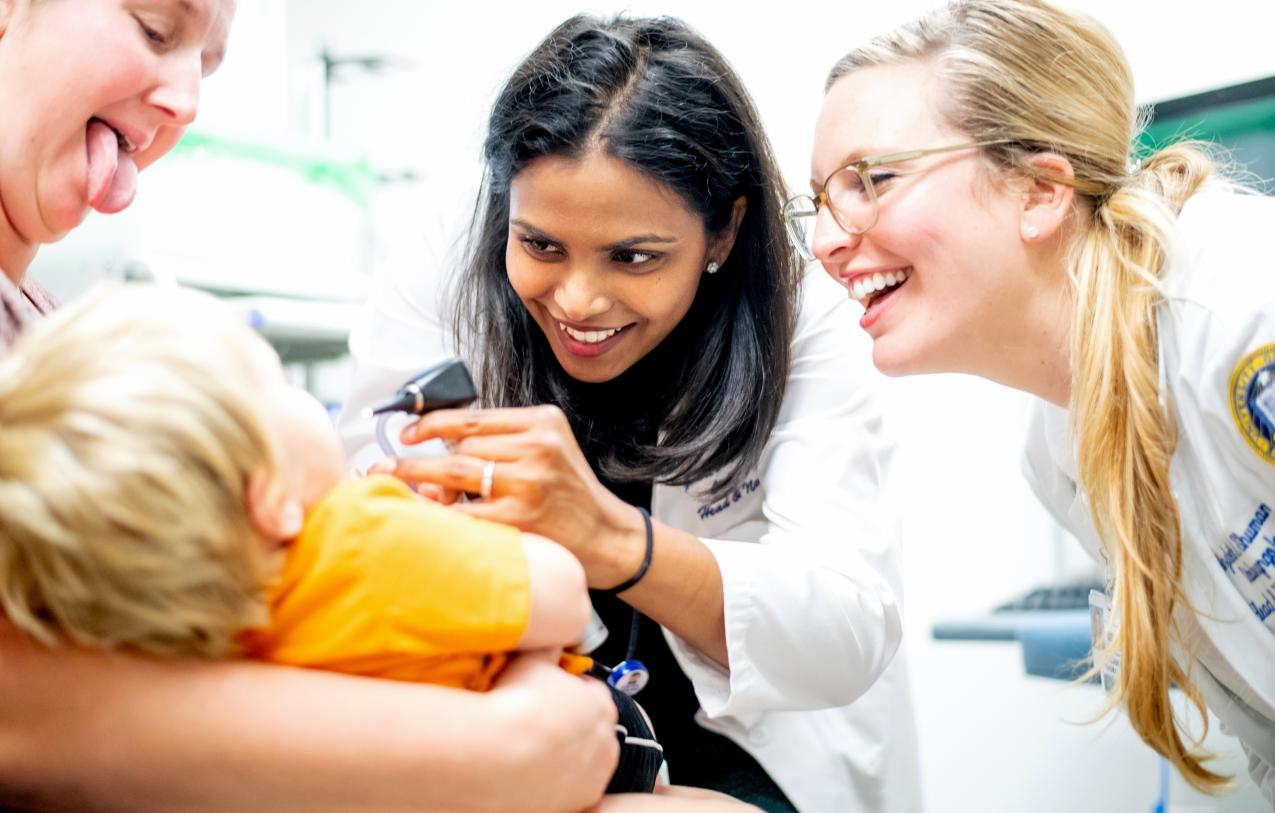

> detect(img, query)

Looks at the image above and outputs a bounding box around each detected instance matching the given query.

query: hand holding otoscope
[366,358,481,456]
[365,359,612,659]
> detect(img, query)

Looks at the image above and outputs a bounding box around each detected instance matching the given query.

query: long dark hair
[453,14,799,498]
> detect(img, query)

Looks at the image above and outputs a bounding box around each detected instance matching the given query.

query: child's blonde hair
[829,0,1228,791]
[0,284,283,658]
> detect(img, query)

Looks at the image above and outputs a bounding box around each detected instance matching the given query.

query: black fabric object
[606,684,664,794]
[564,356,797,812]
[589,579,794,811]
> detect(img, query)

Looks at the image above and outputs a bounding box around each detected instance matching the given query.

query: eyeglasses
[781,139,1012,261]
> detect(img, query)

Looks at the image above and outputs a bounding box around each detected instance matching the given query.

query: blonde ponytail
[829,0,1234,790]
[1072,143,1226,791]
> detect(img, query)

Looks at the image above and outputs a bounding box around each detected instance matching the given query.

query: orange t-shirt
[244,475,530,691]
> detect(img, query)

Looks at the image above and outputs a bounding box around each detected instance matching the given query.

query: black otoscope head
[367,358,478,416]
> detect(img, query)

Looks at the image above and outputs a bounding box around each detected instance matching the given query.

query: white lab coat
[1023,190,1275,803]
[340,244,922,812]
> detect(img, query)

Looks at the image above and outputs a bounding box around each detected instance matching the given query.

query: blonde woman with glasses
[786,0,1274,800]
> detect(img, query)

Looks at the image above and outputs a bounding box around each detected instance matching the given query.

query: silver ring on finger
[479,459,496,501]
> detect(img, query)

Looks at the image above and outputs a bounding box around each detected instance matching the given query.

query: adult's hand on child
[373,405,646,589]
[492,653,620,812]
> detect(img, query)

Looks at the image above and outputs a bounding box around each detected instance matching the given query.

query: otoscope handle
[368,358,478,417]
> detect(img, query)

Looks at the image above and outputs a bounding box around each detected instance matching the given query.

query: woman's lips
[858,277,906,332]
[553,320,633,358]
[844,268,911,305]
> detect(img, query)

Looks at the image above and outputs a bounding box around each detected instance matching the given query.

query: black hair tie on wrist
[599,506,653,596]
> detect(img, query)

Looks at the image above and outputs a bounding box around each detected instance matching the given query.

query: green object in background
[1141,93,1275,147]
[171,130,377,209]
[1135,75,1275,186]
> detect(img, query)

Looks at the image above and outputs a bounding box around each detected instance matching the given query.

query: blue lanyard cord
[626,607,640,662]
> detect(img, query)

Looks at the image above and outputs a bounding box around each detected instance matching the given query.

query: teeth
[113,128,135,153]
[849,268,911,305]
[560,323,623,344]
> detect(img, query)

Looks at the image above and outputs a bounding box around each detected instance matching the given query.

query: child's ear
[246,469,305,541]
[0,0,13,37]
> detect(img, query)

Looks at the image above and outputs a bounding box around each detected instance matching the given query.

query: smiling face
[506,150,721,384]
[811,61,1034,378]
[0,0,234,271]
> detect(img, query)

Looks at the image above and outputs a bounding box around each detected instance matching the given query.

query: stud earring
[705,261,720,275]
[1023,225,1040,240]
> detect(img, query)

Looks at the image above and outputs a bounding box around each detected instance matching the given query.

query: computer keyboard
[932,578,1107,642]
[993,580,1106,613]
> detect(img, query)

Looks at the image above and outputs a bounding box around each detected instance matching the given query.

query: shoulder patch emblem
[1229,343,1275,465]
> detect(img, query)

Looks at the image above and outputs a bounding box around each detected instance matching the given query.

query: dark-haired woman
[343,15,920,813]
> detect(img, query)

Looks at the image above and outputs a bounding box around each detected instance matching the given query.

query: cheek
[870,213,943,267]
[628,270,701,328]
[503,249,557,315]
[136,126,186,172]
[503,247,534,299]
[885,188,951,249]
[877,169,994,261]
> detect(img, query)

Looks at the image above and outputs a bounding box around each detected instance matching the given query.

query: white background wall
[30,1,1275,810]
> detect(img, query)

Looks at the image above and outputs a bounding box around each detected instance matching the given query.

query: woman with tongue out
[0,0,226,351]
[794,0,1275,802]
[343,15,918,813]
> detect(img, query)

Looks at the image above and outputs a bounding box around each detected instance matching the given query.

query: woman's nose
[146,52,202,126]
[811,205,862,266]
[553,268,611,322]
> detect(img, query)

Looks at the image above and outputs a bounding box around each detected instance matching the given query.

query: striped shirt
[0,273,56,355]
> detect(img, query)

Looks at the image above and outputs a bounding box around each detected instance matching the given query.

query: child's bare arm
[516,532,591,650]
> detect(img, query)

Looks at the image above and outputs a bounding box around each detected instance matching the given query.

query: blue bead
[607,659,650,696]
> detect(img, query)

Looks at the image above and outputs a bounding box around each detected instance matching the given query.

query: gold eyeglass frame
[782,139,1013,260]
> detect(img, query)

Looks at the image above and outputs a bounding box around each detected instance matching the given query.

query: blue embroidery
[1252,587,1275,623]
[695,478,761,521]
[1218,506,1275,627]
[1240,541,1275,583]
[1217,503,1270,574]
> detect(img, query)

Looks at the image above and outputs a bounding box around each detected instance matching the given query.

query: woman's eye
[519,236,561,255]
[135,16,171,47]
[868,170,897,188]
[612,250,657,266]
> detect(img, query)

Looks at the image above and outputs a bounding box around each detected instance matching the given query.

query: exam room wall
[26,2,1275,809]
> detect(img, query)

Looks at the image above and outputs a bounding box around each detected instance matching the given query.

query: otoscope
[365,359,613,659]
[367,358,479,458]
[367,357,479,417]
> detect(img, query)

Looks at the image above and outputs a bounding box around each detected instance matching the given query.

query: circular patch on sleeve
[1229,343,1275,465]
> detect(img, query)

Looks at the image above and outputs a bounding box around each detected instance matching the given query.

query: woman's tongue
[85,120,138,214]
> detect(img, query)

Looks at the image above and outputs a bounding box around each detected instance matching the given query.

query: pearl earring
[705,261,721,274]
[1023,225,1040,240]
